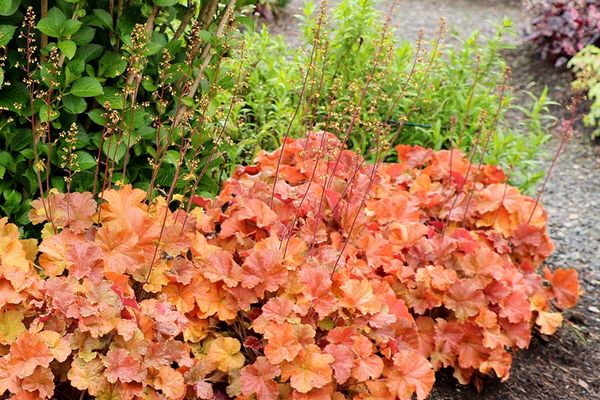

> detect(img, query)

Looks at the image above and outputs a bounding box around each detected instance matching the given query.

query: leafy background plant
[216,0,556,194]
[569,44,600,138]
[0,0,255,229]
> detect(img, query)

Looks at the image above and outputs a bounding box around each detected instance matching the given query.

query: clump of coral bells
[0,132,579,399]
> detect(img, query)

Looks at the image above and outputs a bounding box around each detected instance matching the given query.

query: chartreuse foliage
[0,132,579,399]
[216,0,555,194]
[569,44,600,138]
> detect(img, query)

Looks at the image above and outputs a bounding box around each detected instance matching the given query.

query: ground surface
[268,1,600,399]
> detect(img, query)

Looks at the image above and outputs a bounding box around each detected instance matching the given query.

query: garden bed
[267,1,600,398]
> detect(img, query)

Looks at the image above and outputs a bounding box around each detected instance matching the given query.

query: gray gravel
[270,0,526,45]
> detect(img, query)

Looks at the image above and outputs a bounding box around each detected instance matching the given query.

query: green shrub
[217,0,555,193]
[569,44,600,138]
[0,0,253,228]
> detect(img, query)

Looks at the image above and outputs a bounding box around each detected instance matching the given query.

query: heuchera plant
[0,132,579,399]
[527,0,600,67]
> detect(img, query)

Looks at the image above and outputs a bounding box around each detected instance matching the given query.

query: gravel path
[267,0,600,398]
[270,0,526,45]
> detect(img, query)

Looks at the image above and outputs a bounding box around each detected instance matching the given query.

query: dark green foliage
[0,0,253,228]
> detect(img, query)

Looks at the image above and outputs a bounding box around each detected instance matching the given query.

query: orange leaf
[153,366,186,400]
[102,348,146,384]
[264,322,315,364]
[9,332,54,379]
[240,356,281,400]
[20,366,54,399]
[385,349,434,400]
[544,267,580,309]
[281,344,334,393]
[535,311,564,335]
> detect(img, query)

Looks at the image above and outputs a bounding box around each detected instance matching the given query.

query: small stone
[568,213,579,220]
[578,379,590,391]
[588,306,600,314]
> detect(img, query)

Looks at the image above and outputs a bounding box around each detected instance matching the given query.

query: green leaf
[145,41,163,56]
[75,43,103,62]
[153,0,179,6]
[61,19,82,37]
[98,52,127,78]
[36,7,66,38]
[75,151,96,170]
[181,96,195,107]
[199,30,215,45]
[92,9,113,30]
[72,26,95,45]
[0,0,19,16]
[39,104,59,122]
[0,25,16,46]
[62,94,87,114]
[95,86,123,109]
[70,77,104,97]
[2,190,22,215]
[87,109,106,125]
[58,40,77,60]
[51,176,65,192]
[0,151,12,168]
[102,139,126,163]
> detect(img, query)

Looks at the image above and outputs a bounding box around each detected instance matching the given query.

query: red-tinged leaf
[544,267,580,309]
[191,195,212,208]
[243,336,263,352]
[499,291,532,324]
[241,237,287,296]
[350,335,383,381]
[299,266,337,318]
[220,198,278,238]
[450,228,477,254]
[445,279,486,320]
[456,324,486,369]
[240,356,281,400]
[385,349,434,400]
[512,223,546,248]
[324,189,342,210]
[29,192,96,232]
[102,348,146,384]
[395,145,433,167]
[20,366,55,399]
[280,344,334,393]
[324,344,354,384]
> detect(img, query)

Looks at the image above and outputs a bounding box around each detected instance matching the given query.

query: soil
[266,1,600,399]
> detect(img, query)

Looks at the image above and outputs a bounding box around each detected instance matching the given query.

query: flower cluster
[0,132,579,399]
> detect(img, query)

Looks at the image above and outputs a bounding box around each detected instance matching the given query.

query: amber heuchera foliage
[0,132,580,399]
